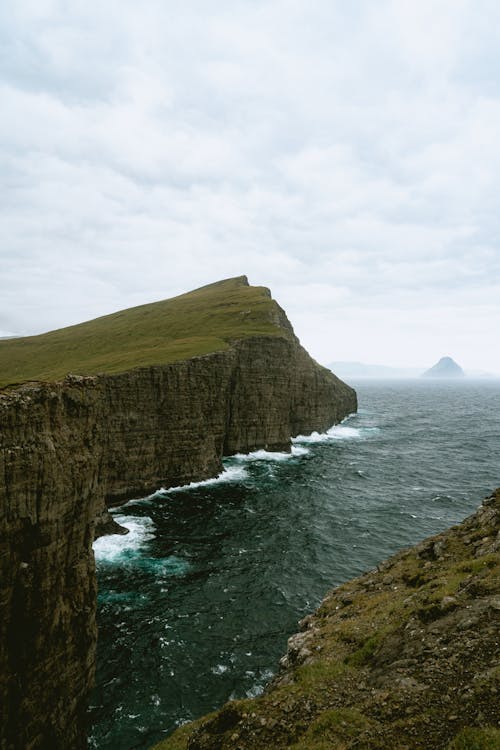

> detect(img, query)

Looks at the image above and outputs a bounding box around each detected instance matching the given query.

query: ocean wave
[121,448,308,508]
[232,445,309,461]
[158,464,249,494]
[292,424,361,443]
[93,515,189,576]
[119,495,155,509]
[292,417,379,444]
[93,515,155,562]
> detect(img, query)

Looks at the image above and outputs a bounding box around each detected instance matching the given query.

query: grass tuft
[446,727,500,750]
[344,633,382,666]
[289,707,378,750]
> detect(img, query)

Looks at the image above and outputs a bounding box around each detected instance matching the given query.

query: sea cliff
[154,490,499,750]
[0,277,356,750]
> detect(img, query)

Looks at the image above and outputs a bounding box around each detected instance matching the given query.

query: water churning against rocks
[89,380,500,750]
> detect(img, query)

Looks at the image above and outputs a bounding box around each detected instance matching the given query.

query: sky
[1,0,500,372]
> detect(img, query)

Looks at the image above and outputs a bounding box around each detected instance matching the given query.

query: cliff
[154,490,500,750]
[0,277,356,750]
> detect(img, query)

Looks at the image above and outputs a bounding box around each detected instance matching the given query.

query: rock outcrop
[422,357,465,378]
[155,490,500,750]
[0,278,356,750]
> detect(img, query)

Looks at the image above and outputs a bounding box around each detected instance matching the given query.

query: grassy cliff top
[0,276,289,389]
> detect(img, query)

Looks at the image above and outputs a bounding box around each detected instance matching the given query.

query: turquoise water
[89,380,500,749]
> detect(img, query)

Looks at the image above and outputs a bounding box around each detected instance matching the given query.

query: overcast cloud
[1,0,500,371]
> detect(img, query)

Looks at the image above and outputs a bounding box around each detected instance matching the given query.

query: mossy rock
[446,726,500,750]
[149,491,500,750]
[289,707,381,749]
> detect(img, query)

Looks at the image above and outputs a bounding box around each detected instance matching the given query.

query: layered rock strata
[0,310,355,749]
[155,490,500,750]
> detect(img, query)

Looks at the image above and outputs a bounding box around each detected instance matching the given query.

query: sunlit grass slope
[0,276,287,389]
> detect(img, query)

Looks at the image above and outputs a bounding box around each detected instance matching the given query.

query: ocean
[89,379,500,749]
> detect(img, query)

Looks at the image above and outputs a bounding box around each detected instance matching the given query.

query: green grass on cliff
[0,277,288,389]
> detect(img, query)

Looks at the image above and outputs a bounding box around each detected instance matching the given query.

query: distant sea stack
[0,276,356,750]
[422,356,465,378]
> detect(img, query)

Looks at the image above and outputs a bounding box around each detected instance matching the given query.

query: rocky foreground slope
[0,277,356,750]
[154,490,500,750]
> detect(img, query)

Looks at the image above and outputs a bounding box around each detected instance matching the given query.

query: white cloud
[1,0,500,371]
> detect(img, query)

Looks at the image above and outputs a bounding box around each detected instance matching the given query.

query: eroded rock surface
[0,310,355,749]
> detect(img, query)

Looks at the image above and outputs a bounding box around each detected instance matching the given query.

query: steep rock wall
[0,334,356,750]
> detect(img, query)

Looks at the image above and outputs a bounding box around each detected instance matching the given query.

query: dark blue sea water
[89,380,500,750]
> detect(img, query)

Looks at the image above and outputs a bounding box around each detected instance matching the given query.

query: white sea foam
[119,495,155,509]
[232,445,309,461]
[292,423,362,443]
[93,515,155,562]
[211,664,229,675]
[243,669,275,698]
[159,464,249,494]
[119,444,309,508]
[119,465,250,508]
[94,516,189,576]
[115,440,311,511]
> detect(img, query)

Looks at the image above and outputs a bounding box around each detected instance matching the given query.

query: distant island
[328,359,498,379]
[422,356,465,378]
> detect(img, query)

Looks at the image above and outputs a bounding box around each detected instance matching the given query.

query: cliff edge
[154,490,499,750]
[0,277,356,750]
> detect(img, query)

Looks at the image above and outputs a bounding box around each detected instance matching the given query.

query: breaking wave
[158,465,249,494]
[292,424,360,443]
[119,466,250,508]
[232,445,309,461]
[292,416,378,444]
[93,515,189,576]
[120,445,310,508]
[93,515,155,562]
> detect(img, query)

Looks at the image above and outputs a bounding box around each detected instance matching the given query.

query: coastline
[153,489,500,750]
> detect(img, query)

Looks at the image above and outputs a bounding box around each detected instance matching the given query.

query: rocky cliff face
[0,315,356,749]
[155,490,499,750]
